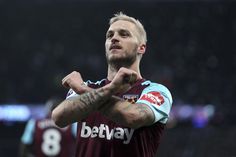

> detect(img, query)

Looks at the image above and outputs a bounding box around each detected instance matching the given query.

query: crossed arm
[52,68,155,129]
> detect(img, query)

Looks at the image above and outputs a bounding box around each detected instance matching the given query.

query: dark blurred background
[0,0,236,156]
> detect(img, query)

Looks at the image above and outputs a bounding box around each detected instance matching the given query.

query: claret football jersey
[21,118,77,157]
[67,78,173,157]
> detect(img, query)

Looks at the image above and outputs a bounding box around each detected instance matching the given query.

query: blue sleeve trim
[137,82,173,124]
[21,119,36,144]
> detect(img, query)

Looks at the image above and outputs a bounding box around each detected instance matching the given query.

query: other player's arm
[19,143,34,157]
[19,119,35,157]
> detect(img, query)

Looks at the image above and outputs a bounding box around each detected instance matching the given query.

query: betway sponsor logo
[81,122,134,144]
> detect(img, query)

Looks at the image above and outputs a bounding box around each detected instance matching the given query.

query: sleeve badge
[140,92,164,106]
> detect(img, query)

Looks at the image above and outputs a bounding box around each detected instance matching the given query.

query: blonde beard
[106,50,137,69]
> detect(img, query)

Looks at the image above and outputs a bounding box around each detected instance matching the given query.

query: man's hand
[62,71,89,94]
[109,67,141,94]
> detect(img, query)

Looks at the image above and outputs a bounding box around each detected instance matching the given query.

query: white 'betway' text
[81,122,134,144]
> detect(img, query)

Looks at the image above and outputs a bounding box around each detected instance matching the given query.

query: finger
[62,76,71,88]
[62,75,70,84]
[129,73,137,84]
[62,80,70,88]
[62,74,67,82]
[123,72,137,84]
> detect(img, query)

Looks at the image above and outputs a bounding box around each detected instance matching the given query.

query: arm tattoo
[136,105,154,123]
[79,88,107,107]
[100,98,155,127]
[66,87,110,120]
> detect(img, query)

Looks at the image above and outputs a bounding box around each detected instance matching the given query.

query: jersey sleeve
[66,89,79,99]
[136,82,173,124]
[21,119,36,144]
[71,122,77,137]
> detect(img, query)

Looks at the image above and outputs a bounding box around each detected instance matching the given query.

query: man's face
[105,20,142,66]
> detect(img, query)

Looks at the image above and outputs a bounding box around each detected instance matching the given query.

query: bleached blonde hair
[109,12,147,44]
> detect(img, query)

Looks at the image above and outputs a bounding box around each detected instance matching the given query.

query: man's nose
[111,33,119,43]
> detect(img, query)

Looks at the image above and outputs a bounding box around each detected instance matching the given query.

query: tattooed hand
[109,67,140,94]
[62,71,89,94]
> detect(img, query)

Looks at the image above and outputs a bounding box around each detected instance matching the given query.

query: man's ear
[137,44,146,55]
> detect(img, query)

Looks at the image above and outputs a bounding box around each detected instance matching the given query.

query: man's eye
[106,33,113,39]
[120,32,130,37]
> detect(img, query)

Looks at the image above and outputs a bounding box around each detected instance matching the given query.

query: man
[19,98,77,157]
[52,12,173,157]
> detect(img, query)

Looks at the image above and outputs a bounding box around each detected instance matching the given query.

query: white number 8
[41,129,61,156]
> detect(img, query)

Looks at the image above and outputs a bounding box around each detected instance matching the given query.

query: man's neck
[107,61,142,81]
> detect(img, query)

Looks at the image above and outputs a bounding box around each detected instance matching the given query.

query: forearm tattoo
[79,88,108,108]
[100,97,154,127]
[135,104,154,124]
[66,88,109,119]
